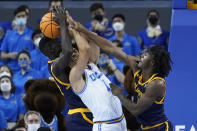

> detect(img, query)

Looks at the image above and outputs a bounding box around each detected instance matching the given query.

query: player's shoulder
[148,79,165,93]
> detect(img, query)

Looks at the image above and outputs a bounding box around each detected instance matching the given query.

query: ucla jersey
[133,70,168,129]
[41,115,58,131]
[76,63,124,123]
[48,61,94,130]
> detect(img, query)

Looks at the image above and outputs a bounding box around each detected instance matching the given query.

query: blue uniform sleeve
[17,95,26,114]
[0,111,7,129]
[1,32,9,52]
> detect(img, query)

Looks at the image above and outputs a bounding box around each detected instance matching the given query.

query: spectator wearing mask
[24,111,41,131]
[13,50,41,96]
[137,10,169,50]
[1,5,34,73]
[0,5,30,67]
[85,3,114,39]
[0,75,26,129]
[30,29,48,72]
[0,110,7,131]
[0,65,13,78]
[109,14,141,56]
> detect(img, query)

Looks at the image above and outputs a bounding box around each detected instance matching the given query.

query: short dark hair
[49,0,63,7]
[39,36,62,60]
[17,50,31,60]
[146,45,172,77]
[112,14,125,22]
[0,76,15,94]
[14,5,28,16]
[147,9,160,18]
[32,29,42,40]
[90,3,104,12]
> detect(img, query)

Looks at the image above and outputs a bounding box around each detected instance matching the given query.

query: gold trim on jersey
[138,73,158,86]
[68,108,94,124]
[48,60,54,63]
[134,70,166,104]
[49,63,71,96]
[141,120,169,130]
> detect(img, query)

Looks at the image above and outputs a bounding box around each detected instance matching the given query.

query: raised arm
[67,14,139,72]
[69,29,90,93]
[52,6,73,77]
[110,79,165,116]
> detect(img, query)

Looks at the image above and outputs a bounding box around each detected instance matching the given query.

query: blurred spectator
[85,3,114,39]
[0,5,35,73]
[30,29,48,72]
[0,110,7,131]
[24,111,41,131]
[0,75,25,129]
[137,10,169,50]
[49,0,63,10]
[0,65,13,78]
[109,14,141,56]
[12,119,27,131]
[13,50,41,96]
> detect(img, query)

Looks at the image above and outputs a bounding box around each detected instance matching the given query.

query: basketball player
[68,16,127,131]
[39,6,93,131]
[67,14,173,131]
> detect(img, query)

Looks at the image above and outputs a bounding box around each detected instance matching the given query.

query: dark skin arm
[52,6,73,82]
[66,13,140,73]
[110,79,165,116]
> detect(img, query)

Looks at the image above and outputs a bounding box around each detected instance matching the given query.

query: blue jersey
[48,61,93,131]
[137,29,169,51]
[0,110,7,129]
[41,115,58,131]
[13,68,42,95]
[0,94,26,122]
[133,70,168,130]
[30,49,49,71]
[0,27,35,72]
[109,33,141,56]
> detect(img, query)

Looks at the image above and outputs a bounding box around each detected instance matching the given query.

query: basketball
[40,12,60,39]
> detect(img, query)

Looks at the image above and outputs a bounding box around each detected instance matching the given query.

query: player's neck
[142,68,154,83]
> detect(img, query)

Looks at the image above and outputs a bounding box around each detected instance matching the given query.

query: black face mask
[94,14,103,22]
[149,15,158,25]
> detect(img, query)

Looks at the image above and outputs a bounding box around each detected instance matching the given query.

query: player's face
[69,48,79,68]
[138,52,152,69]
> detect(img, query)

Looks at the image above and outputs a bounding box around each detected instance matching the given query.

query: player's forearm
[80,27,115,53]
[118,94,141,116]
[60,23,72,56]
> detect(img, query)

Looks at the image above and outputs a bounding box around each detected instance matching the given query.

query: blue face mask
[98,56,109,68]
[14,18,27,27]
[18,60,30,69]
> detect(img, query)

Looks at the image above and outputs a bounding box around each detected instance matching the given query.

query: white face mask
[112,22,124,32]
[27,124,40,131]
[0,72,11,78]
[0,82,11,92]
[14,18,27,27]
[34,37,42,48]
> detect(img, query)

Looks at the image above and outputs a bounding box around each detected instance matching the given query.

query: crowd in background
[0,0,169,130]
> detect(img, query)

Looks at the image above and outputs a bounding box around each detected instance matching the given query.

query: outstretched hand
[66,11,85,32]
[52,6,67,26]
[110,83,123,97]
